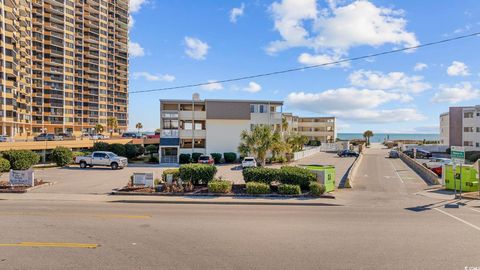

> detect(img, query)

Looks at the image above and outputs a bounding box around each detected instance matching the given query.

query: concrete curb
[0,182,55,193]
[110,191,335,199]
[108,199,341,206]
[339,153,363,189]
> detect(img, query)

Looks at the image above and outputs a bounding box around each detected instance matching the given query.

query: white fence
[292,147,321,161]
[319,143,343,152]
[400,144,449,153]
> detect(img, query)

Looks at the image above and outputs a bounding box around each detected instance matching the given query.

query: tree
[94,124,104,134]
[135,122,143,133]
[154,128,161,135]
[286,133,309,152]
[363,130,374,146]
[238,125,278,166]
[107,117,118,137]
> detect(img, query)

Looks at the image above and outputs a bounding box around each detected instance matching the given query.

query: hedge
[162,168,180,182]
[0,157,10,172]
[179,164,217,185]
[179,153,191,164]
[242,167,280,185]
[108,143,126,157]
[208,180,232,193]
[72,151,86,157]
[93,142,109,151]
[309,182,326,196]
[210,153,222,164]
[50,146,74,167]
[278,184,301,195]
[223,152,237,163]
[246,182,270,194]
[125,144,143,159]
[278,166,316,189]
[2,150,40,170]
[192,152,203,163]
[148,156,159,163]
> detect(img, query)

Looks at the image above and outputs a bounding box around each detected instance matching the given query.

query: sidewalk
[0,192,341,206]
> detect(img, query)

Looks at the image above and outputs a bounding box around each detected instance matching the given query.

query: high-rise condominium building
[440,105,480,150]
[0,0,129,138]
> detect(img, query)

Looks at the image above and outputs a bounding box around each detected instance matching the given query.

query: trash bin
[303,165,336,193]
[443,164,479,192]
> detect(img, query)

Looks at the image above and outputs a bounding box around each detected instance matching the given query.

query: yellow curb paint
[0,242,98,249]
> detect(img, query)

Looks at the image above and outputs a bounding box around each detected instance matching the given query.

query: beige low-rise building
[283,113,336,143]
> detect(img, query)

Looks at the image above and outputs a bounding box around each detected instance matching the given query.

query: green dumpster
[444,164,479,192]
[303,165,336,193]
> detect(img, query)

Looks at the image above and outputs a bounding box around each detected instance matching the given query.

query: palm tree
[286,133,309,152]
[107,117,118,137]
[238,125,277,166]
[135,122,143,134]
[363,130,374,146]
[94,124,104,134]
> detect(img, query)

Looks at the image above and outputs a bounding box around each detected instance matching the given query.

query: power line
[129,31,480,94]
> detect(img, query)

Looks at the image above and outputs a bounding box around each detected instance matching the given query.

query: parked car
[57,133,76,140]
[422,158,452,169]
[337,149,359,157]
[34,133,63,141]
[97,134,109,139]
[403,149,432,159]
[74,151,128,170]
[198,155,214,164]
[388,150,399,158]
[0,135,13,142]
[122,132,143,138]
[431,166,443,177]
[242,157,257,169]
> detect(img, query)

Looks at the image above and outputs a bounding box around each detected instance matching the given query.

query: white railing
[319,143,341,152]
[161,130,179,138]
[292,146,321,161]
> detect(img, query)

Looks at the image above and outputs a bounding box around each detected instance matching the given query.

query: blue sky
[128,0,480,133]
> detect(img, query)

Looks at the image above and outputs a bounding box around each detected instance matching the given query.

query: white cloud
[130,0,148,13]
[201,80,223,91]
[132,72,175,82]
[414,63,428,71]
[267,0,419,67]
[129,41,145,58]
[184,37,209,60]
[348,70,431,94]
[297,52,349,68]
[129,15,135,29]
[432,82,480,104]
[414,125,439,133]
[243,82,262,93]
[447,61,470,76]
[230,3,245,23]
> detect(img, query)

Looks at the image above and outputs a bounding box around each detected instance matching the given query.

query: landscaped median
[112,164,334,198]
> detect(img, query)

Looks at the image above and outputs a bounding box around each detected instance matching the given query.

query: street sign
[451,146,465,164]
[9,170,34,187]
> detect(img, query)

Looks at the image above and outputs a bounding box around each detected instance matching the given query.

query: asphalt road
[1,144,479,269]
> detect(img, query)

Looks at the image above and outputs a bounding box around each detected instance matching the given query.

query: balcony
[161,129,179,138]
[179,129,206,139]
[178,110,206,120]
[251,112,283,125]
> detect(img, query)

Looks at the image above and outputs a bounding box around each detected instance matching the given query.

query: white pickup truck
[75,151,128,170]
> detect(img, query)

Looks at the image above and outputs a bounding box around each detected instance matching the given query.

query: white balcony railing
[161,129,179,138]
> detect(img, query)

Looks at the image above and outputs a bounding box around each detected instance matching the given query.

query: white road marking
[470,208,480,214]
[434,208,480,232]
[388,159,404,184]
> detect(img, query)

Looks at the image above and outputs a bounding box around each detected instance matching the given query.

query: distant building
[440,105,480,150]
[283,113,336,143]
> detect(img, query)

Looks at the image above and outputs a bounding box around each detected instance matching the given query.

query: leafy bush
[145,145,157,155]
[108,143,126,157]
[223,152,237,163]
[148,156,159,163]
[0,157,10,172]
[246,182,270,194]
[125,144,142,159]
[50,146,74,167]
[208,180,232,193]
[309,182,326,196]
[179,164,217,185]
[210,153,222,164]
[278,184,301,195]
[466,151,480,163]
[72,151,85,157]
[192,152,202,163]
[2,150,40,170]
[179,153,191,164]
[278,166,316,189]
[93,142,109,151]
[162,168,180,182]
[242,167,280,184]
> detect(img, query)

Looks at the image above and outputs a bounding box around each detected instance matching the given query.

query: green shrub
[191,152,202,163]
[309,182,326,196]
[223,152,237,163]
[148,156,159,163]
[2,150,40,170]
[179,164,217,185]
[242,167,280,184]
[179,153,191,164]
[145,145,157,155]
[278,184,301,195]
[72,151,85,157]
[93,142,109,151]
[125,144,142,159]
[278,166,316,189]
[210,153,222,164]
[0,157,10,172]
[50,146,74,167]
[108,143,126,157]
[162,168,180,182]
[466,151,480,163]
[246,182,270,194]
[208,180,232,193]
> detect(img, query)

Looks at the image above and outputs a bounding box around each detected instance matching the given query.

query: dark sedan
[403,149,432,159]
[337,149,359,157]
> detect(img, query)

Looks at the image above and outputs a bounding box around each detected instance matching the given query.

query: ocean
[337,133,440,143]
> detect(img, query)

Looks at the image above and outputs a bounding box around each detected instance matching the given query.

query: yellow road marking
[0,242,98,249]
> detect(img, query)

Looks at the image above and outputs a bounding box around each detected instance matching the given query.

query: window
[464,127,474,132]
[476,143,480,147]
[464,112,474,118]
[93,153,107,158]
[259,104,266,113]
[163,119,178,129]
[464,141,473,147]
[250,104,255,113]
[477,127,480,132]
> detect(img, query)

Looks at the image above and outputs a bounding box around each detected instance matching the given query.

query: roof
[160,98,283,105]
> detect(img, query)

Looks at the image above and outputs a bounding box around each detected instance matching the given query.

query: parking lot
[0,151,356,194]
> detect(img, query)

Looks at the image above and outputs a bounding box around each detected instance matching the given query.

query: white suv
[242,157,257,169]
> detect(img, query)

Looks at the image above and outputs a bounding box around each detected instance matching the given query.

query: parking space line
[0,242,98,249]
[470,208,480,214]
[388,159,404,184]
[434,208,480,232]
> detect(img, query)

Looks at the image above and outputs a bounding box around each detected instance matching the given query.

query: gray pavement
[1,144,480,269]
